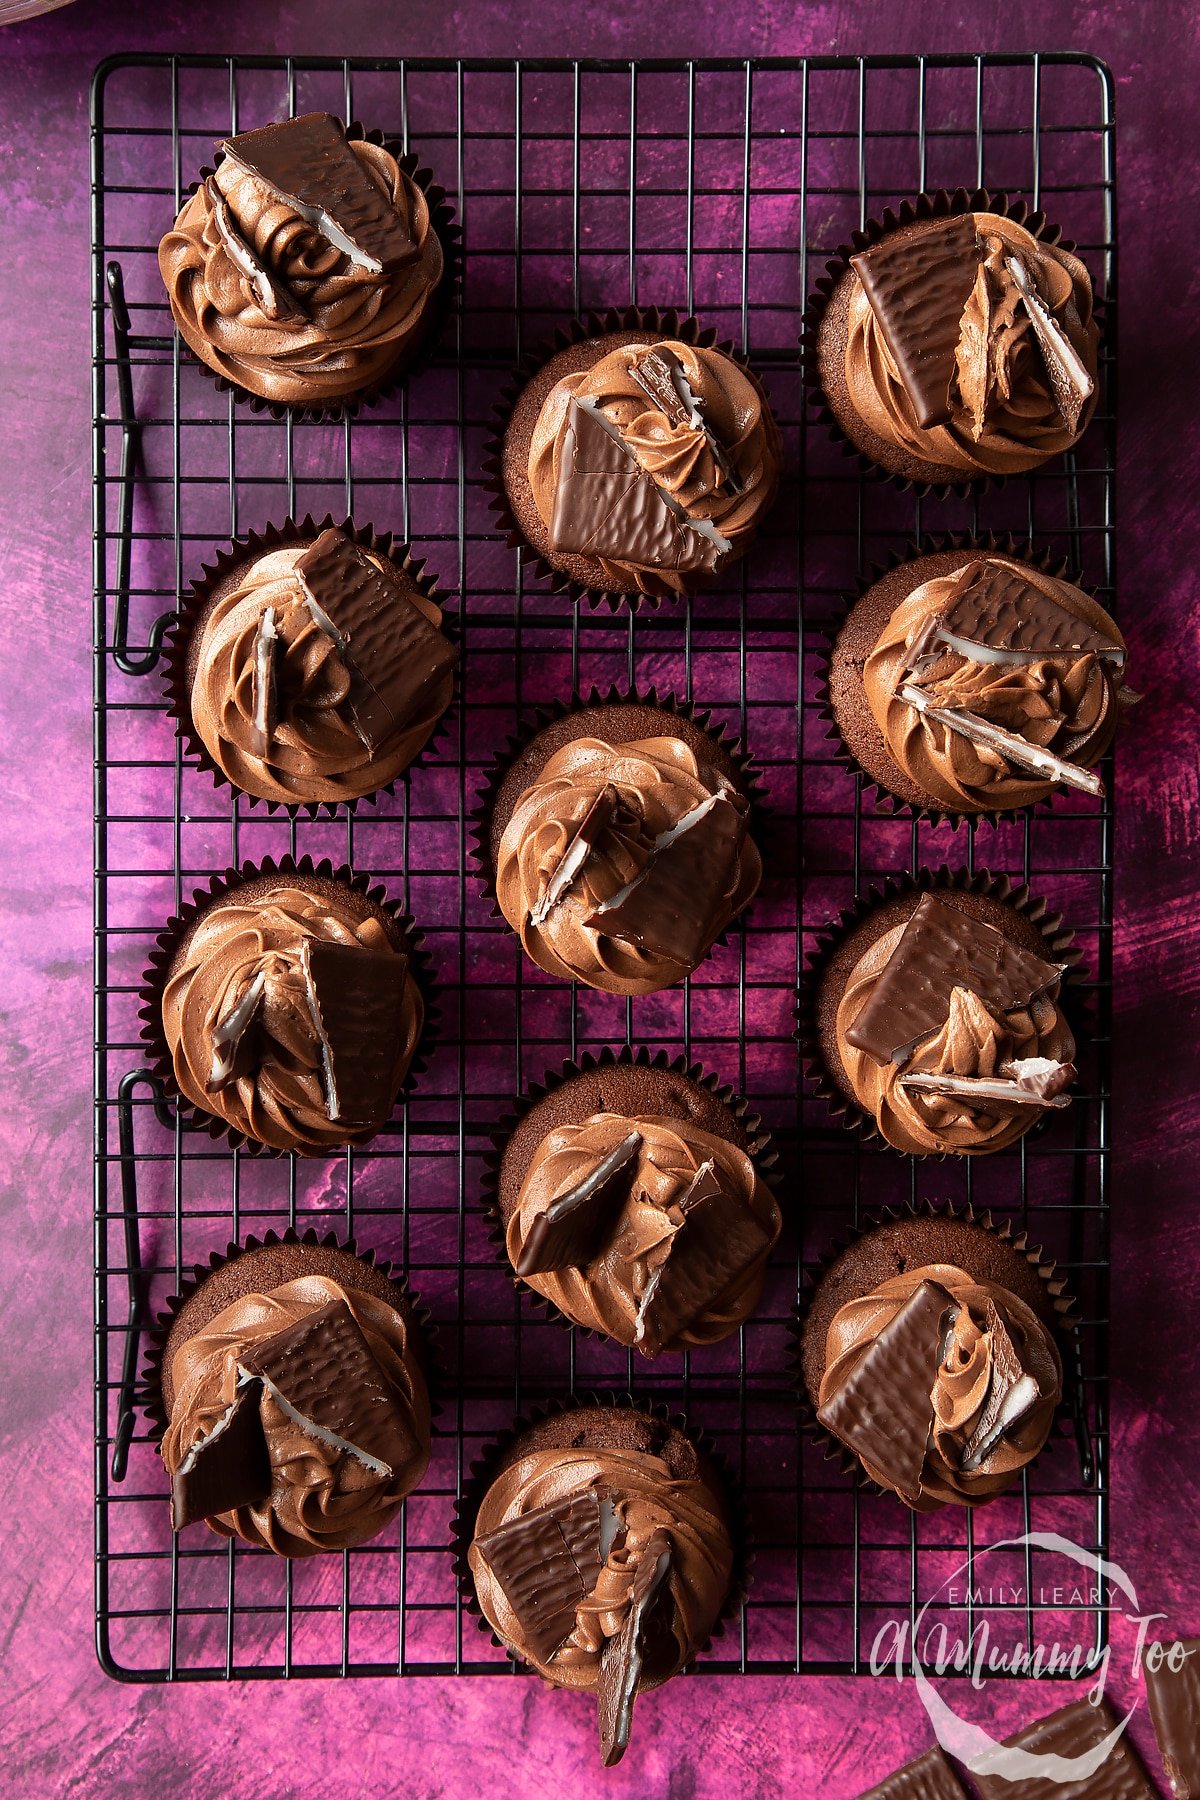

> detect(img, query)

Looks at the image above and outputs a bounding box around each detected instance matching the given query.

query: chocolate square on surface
[221,112,417,275]
[971,1698,1157,1800]
[240,1299,416,1476]
[300,936,408,1126]
[857,1746,971,1800]
[170,1375,272,1531]
[295,528,456,755]
[850,217,980,427]
[816,1279,957,1503]
[1146,1638,1200,1800]
[844,893,1063,1067]
[474,1490,607,1665]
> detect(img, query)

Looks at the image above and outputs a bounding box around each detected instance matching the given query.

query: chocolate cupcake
[802,871,1079,1157]
[484,1049,781,1355]
[796,1205,1076,1512]
[475,691,762,996]
[488,309,781,607]
[805,190,1100,491]
[158,112,453,416]
[825,540,1134,818]
[147,1229,431,1558]
[458,1399,740,1765]
[165,518,456,809]
[139,856,430,1155]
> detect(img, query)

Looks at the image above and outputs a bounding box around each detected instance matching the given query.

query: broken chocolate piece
[1005,254,1095,435]
[898,1066,1073,1111]
[529,785,619,928]
[910,560,1125,669]
[474,1490,610,1664]
[959,1299,1042,1471]
[249,605,279,759]
[845,894,1064,1068]
[516,1130,643,1277]
[1001,1055,1078,1100]
[549,396,729,573]
[170,1374,272,1530]
[633,1163,772,1358]
[585,789,747,966]
[817,1279,958,1503]
[851,216,981,428]
[972,1696,1157,1800]
[859,1746,972,1800]
[628,346,741,494]
[296,528,457,756]
[596,1530,673,1767]
[220,112,417,276]
[1145,1637,1200,1800]
[208,970,267,1093]
[240,1299,416,1476]
[204,176,306,324]
[299,937,408,1126]
[896,682,1106,796]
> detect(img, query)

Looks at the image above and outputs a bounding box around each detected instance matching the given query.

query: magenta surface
[3,2,1198,1796]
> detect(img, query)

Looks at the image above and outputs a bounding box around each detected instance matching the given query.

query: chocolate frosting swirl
[835,921,1074,1155]
[161,1275,430,1556]
[468,1445,732,1687]
[506,1112,780,1349]
[161,878,421,1151]
[864,557,1125,811]
[159,140,443,406]
[188,545,453,804]
[494,734,762,994]
[819,1263,1062,1508]
[528,339,780,595]
[845,212,1098,476]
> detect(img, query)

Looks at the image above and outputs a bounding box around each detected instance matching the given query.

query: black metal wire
[92,53,1115,1683]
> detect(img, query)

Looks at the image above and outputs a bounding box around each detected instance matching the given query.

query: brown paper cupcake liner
[815,531,1096,830]
[482,306,780,614]
[478,1046,782,1341]
[788,1197,1080,1497]
[448,1390,753,1680]
[468,683,767,919]
[162,513,457,817]
[136,853,439,1155]
[799,187,1078,499]
[179,127,460,424]
[797,865,1084,1152]
[140,1224,441,1441]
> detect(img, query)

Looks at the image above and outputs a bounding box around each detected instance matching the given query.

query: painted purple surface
[2,1,1198,1795]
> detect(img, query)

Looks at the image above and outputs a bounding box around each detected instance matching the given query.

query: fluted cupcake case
[137,854,439,1155]
[789,1199,1079,1497]
[483,306,782,612]
[815,531,1123,829]
[797,866,1084,1152]
[479,1045,782,1342]
[799,186,1097,498]
[173,127,460,423]
[162,513,457,815]
[449,1390,754,1681]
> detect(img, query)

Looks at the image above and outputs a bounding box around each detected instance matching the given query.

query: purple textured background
[3,2,1198,1795]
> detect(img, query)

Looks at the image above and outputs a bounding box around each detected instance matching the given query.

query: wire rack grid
[92,53,1116,1684]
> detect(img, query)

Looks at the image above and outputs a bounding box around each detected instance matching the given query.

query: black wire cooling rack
[92,53,1115,1683]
